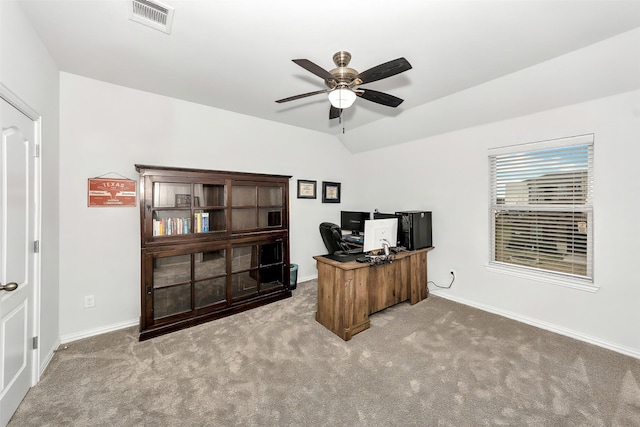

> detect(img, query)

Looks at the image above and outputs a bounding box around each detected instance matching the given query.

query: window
[489,134,594,286]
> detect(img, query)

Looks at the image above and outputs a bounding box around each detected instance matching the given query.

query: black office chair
[319,222,350,255]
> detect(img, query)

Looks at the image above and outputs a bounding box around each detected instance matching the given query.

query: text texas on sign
[88,178,137,207]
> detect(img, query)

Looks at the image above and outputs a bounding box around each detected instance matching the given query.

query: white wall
[58,73,354,340]
[353,89,640,357]
[1,1,61,373]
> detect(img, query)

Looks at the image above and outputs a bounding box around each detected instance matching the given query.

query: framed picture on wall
[322,181,341,203]
[297,179,317,199]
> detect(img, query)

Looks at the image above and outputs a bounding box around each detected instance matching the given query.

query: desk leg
[410,250,429,305]
[315,263,370,340]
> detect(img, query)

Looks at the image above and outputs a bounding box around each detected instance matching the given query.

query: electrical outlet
[84,295,95,308]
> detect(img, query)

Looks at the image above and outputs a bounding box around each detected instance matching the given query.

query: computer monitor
[363,218,398,253]
[373,212,403,246]
[340,211,370,236]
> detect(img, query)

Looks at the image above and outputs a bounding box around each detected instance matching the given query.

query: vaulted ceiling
[17,0,640,152]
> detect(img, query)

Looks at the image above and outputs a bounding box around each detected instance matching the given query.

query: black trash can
[290,264,298,290]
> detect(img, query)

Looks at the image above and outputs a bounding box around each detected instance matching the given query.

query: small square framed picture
[175,194,191,207]
[322,181,341,203]
[297,179,317,199]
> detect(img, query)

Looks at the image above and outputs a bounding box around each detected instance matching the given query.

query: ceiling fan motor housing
[333,51,351,67]
[325,51,359,88]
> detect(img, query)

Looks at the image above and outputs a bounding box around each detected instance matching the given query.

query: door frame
[0,82,42,385]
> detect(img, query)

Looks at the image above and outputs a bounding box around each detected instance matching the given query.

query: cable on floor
[428,271,455,290]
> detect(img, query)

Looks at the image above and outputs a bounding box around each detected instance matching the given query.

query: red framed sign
[88,178,137,207]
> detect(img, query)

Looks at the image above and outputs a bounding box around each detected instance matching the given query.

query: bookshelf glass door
[152,182,192,237]
[258,185,283,228]
[151,248,229,319]
[232,184,285,231]
[194,249,227,308]
[259,242,284,291]
[231,185,258,231]
[152,253,191,319]
[153,182,191,208]
[231,245,258,298]
[194,183,226,233]
[230,241,284,299]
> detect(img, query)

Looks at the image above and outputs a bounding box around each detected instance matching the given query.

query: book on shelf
[153,217,191,236]
[193,212,210,233]
[202,212,209,232]
[195,213,201,233]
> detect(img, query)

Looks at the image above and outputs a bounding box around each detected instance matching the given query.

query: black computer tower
[395,211,432,250]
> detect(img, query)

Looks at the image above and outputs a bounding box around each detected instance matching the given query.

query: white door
[0,96,37,426]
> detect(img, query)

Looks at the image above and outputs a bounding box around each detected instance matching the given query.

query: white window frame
[488,134,596,292]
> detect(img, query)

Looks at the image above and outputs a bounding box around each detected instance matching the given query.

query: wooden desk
[313,247,433,341]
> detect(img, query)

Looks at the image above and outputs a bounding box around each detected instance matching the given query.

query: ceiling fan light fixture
[328,88,356,109]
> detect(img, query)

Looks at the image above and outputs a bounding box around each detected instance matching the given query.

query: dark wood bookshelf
[135,165,292,340]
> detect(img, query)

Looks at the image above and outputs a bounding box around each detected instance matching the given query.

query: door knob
[0,282,18,291]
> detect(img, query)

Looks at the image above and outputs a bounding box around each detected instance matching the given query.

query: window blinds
[489,135,594,282]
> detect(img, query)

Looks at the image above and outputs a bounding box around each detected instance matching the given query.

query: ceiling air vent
[128,0,174,34]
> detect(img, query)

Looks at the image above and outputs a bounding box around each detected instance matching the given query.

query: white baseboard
[39,337,60,378]
[57,277,321,345]
[429,290,640,360]
[60,318,139,344]
[296,274,317,285]
[57,275,317,345]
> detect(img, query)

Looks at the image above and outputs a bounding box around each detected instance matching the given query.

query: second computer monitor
[340,211,370,236]
[363,218,398,253]
[373,212,403,246]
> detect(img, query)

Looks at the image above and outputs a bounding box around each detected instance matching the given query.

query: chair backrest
[319,222,350,254]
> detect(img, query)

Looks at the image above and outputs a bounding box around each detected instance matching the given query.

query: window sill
[485,262,598,293]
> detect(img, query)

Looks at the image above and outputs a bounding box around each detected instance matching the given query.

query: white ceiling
[17,0,640,150]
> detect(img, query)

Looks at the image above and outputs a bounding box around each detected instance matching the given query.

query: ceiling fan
[275,51,412,120]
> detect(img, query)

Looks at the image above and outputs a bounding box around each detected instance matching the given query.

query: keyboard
[343,235,364,244]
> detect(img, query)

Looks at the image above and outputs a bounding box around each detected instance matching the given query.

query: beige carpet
[9,279,640,426]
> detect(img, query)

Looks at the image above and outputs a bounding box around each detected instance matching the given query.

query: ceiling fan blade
[329,106,342,120]
[292,59,336,82]
[358,89,404,107]
[354,57,412,85]
[276,89,328,103]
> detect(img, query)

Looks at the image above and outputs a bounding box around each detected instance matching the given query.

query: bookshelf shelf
[135,165,292,340]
